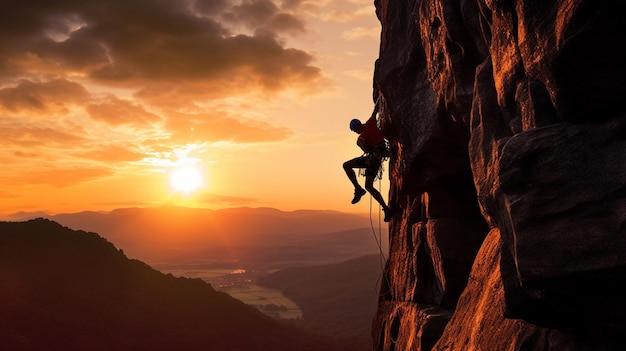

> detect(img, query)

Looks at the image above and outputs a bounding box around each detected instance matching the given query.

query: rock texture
[371,0,626,350]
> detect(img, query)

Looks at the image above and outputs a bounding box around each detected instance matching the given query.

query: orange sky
[0,0,388,217]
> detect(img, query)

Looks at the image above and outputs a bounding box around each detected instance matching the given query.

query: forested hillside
[0,218,357,351]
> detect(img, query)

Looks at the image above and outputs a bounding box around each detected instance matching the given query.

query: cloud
[86,95,161,126]
[220,0,306,36]
[73,145,148,163]
[0,0,322,97]
[266,12,307,36]
[193,0,230,14]
[166,111,293,143]
[221,0,281,29]
[0,79,89,114]
[0,0,316,153]
[0,123,87,148]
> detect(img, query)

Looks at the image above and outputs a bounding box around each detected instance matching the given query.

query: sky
[0,0,387,217]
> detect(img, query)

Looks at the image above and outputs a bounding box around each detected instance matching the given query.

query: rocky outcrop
[371,0,626,350]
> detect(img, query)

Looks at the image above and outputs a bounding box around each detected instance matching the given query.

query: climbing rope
[372,96,400,345]
[369,175,400,346]
[369,171,393,299]
[369,187,386,259]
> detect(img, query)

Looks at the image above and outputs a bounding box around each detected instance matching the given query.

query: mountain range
[9,206,389,269]
[1,207,390,350]
[0,218,362,351]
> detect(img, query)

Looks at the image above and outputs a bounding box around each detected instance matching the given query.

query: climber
[342,108,395,222]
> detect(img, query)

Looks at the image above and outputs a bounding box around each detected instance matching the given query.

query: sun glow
[168,166,204,194]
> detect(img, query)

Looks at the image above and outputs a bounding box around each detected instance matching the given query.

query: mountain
[257,254,386,351]
[37,206,388,267]
[3,211,52,221]
[0,218,359,351]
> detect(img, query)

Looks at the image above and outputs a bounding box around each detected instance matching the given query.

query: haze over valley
[3,207,389,349]
[12,206,388,269]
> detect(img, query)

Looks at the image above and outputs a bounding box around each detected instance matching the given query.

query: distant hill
[0,219,359,351]
[257,254,387,351]
[31,206,388,267]
[2,211,53,221]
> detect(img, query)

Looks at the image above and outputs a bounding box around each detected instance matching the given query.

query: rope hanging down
[368,95,399,344]
[369,175,392,298]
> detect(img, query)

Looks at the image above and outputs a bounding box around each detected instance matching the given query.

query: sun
[168,166,203,194]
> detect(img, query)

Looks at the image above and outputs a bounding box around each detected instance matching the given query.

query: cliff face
[371,1,626,350]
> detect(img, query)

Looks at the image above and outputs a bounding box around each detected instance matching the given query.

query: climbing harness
[358,141,390,179]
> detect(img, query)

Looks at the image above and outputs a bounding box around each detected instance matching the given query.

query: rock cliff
[371,0,626,350]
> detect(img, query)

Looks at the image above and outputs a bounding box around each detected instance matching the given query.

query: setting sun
[0,0,382,217]
[169,166,204,194]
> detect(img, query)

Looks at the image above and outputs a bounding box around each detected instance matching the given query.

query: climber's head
[349,119,362,132]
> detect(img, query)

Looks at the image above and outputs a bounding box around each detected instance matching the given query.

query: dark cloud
[197,0,305,36]
[0,0,322,170]
[279,0,307,9]
[193,0,230,15]
[266,12,306,35]
[220,0,305,36]
[221,0,281,27]
[0,0,319,95]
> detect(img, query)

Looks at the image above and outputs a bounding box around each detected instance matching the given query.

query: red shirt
[357,117,385,153]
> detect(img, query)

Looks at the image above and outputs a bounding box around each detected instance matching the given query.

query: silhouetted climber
[343,109,394,222]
